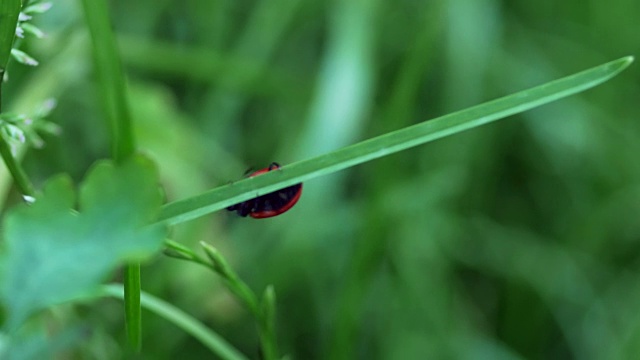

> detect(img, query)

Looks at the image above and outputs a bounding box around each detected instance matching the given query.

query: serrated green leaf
[0,155,167,330]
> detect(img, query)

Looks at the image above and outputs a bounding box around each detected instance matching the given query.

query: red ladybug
[227,162,302,218]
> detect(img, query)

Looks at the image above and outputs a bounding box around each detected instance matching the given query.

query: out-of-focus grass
[3,0,638,359]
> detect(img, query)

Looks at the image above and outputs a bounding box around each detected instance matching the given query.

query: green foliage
[79,0,134,162]
[0,0,20,72]
[0,99,60,149]
[79,0,140,349]
[101,284,249,360]
[0,0,638,359]
[158,57,632,225]
[165,240,278,359]
[0,155,166,330]
[0,326,82,360]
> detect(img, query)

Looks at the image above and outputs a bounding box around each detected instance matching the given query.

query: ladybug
[227,162,303,218]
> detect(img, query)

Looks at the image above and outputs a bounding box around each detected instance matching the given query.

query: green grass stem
[79,0,140,351]
[101,284,249,360]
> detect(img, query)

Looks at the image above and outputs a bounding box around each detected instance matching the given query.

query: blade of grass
[79,0,139,351]
[158,56,634,225]
[0,0,20,72]
[79,0,135,162]
[259,286,278,360]
[100,284,249,360]
[123,264,141,352]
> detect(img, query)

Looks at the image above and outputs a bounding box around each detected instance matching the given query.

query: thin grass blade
[159,56,633,225]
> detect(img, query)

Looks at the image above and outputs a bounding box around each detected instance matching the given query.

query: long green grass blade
[0,0,20,72]
[101,284,249,360]
[79,0,140,351]
[79,0,135,162]
[159,56,633,225]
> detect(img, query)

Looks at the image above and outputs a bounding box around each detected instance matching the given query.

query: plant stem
[102,284,249,360]
[164,240,279,359]
[259,286,278,360]
[123,263,142,352]
[80,0,139,350]
[165,240,261,316]
[0,139,34,196]
[199,242,262,317]
[0,80,35,197]
[79,0,135,163]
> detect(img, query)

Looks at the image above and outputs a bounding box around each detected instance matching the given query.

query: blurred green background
[3,0,639,358]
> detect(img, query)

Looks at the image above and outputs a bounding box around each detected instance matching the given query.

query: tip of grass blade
[590,56,633,81]
[594,56,634,85]
[607,55,634,74]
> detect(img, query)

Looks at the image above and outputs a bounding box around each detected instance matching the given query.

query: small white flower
[22,195,36,204]
[18,13,32,22]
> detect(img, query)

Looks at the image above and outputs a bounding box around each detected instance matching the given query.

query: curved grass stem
[164,239,279,359]
[101,284,249,360]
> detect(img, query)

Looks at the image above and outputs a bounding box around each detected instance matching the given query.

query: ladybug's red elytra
[227,162,302,219]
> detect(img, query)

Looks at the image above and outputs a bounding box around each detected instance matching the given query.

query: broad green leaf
[0,155,167,330]
[0,326,82,360]
[158,56,634,225]
[0,0,20,72]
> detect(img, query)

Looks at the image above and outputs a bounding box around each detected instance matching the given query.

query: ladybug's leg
[268,162,280,171]
[243,166,255,176]
[227,200,252,217]
[238,200,253,217]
